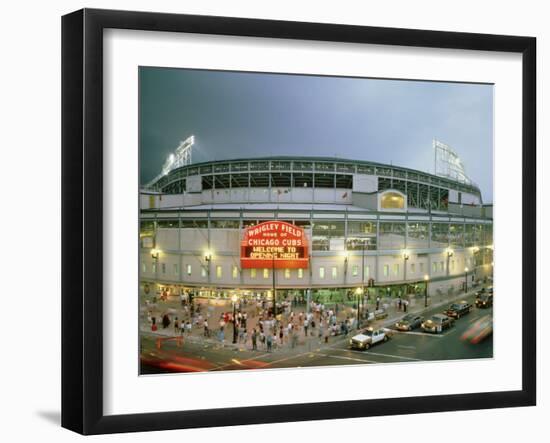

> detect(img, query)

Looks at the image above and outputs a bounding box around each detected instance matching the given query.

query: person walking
[266,334,273,352]
[376,296,380,311]
[403,299,409,313]
[398,297,402,311]
[251,329,258,351]
[203,318,209,337]
[174,317,180,335]
[304,318,309,337]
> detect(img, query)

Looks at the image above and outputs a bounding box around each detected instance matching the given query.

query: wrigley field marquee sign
[240,221,309,269]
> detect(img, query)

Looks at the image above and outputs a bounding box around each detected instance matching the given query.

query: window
[393,264,399,276]
[419,263,424,273]
[284,269,291,279]
[331,267,338,279]
[319,267,325,279]
[186,264,192,276]
[365,265,370,279]
[439,261,444,271]
[152,263,157,273]
[407,222,429,249]
[173,264,179,276]
[380,191,405,209]
[216,265,222,278]
[263,268,269,279]
[251,269,257,279]
[161,263,166,274]
[232,266,239,279]
[410,263,415,274]
[451,260,455,271]
[379,222,406,250]
[352,265,359,277]
[142,262,147,273]
[201,266,207,278]
[298,268,304,279]
[383,265,389,277]
[432,262,437,273]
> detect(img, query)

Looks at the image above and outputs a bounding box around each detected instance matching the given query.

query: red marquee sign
[241,221,309,269]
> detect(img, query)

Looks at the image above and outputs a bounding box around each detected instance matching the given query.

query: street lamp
[424,274,430,307]
[231,294,238,344]
[403,250,410,282]
[342,250,349,285]
[446,248,454,277]
[151,248,161,260]
[355,287,364,329]
[464,266,469,293]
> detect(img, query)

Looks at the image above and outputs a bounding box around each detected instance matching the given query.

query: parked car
[444,301,472,319]
[349,327,391,350]
[475,293,493,308]
[394,314,424,331]
[421,314,454,333]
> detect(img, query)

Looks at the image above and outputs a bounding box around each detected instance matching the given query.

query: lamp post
[231,294,238,344]
[272,254,277,317]
[355,287,363,329]
[424,274,429,307]
[151,248,161,282]
[446,248,454,276]
[403,250,410,282]
[343,250,349,286]
[360,239,367,324]
[464,267,469,293]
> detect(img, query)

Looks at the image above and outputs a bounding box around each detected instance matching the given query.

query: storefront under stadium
[139,156,493,307]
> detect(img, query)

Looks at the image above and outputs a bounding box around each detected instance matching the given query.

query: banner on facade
[240,221,309,269]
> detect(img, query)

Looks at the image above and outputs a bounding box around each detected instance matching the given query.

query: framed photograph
[62,8,536,435]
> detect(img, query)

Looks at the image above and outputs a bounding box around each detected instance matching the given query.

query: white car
[349,327,391,350]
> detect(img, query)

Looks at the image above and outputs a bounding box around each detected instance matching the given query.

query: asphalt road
[140,293,492,374]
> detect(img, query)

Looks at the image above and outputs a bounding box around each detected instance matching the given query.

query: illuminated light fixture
[465,267,469,272]
[424,274,430,281]
[355,287,364,295]
[446,248,454,257]
[402,250,410,260]
[151,248,161,259]
[204,250,213,262]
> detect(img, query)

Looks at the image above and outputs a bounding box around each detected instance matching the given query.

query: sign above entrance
[241,221,309,269]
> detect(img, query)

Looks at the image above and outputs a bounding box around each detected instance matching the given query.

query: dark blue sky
[140,67,493,201]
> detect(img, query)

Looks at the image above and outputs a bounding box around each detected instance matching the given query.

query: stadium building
[140,139,493,307]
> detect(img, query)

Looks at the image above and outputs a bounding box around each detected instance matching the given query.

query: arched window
[381,191,405,209]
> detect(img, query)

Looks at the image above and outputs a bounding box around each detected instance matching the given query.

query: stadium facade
[140,155,493,305]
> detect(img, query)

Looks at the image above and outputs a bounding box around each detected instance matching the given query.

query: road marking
[329,346,422,361]
[363,351,422,361]
[391,330,444,338]
[397,345,416,350]
[315,353,375,364]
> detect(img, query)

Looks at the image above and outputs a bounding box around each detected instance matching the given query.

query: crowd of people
[143,295,361,352]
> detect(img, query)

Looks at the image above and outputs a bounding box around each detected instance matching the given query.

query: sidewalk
[139,287,484,355]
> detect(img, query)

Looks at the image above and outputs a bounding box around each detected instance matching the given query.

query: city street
[140,290,492,374]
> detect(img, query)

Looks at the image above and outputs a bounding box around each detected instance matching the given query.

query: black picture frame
[62,8,536,435]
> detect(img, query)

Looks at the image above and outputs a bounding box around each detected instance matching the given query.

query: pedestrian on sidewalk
[174,317,180,335]
[398,297,402,311]
[403,299,409,313]
[266,334,273,352]
[304,318,309,336]
[376,296,380,311]
[151,317,157,332]
[323,325,330,344]
[251,329,258,350]
[203,319,209,337]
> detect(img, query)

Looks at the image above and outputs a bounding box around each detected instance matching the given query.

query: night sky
[139,67,493,202]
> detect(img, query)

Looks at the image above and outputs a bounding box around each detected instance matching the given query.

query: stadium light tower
[146,135,195,188]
